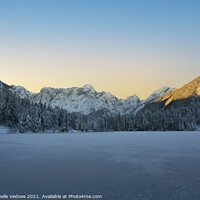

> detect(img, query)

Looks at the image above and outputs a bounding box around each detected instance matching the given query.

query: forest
[1,80,200,133]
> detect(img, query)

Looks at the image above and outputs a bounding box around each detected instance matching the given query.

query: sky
[0,0,200,99]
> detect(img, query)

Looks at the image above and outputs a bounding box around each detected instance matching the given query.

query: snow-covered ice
[0,126,10,134]
[0,131,200,200]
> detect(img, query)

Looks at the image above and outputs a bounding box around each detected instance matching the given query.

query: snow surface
[0,131,200,200]
[0,126,10,134]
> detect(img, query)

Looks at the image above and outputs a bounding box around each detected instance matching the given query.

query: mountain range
[10,84,172,115]
[0,76,200,132]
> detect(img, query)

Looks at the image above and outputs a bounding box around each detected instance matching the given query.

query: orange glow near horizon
[1,40,199,99]
[0,0,200,99]
[1,41,199,99]
[1,51,199,100]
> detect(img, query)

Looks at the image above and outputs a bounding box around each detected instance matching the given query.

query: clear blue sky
[0,0,200,98]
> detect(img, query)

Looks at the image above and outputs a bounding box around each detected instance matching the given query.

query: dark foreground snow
[0,132,200,200]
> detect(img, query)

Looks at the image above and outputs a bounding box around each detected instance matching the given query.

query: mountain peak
[155,76,200,106]
[40,87,56,93]
[11,85,33,98]
[82,84,96,91]
[144,86,172,103]
[126,94,140,102]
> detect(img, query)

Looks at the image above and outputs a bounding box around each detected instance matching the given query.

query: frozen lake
[0,131,200,200]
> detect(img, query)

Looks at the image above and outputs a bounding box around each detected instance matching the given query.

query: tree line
[0,83,199,132]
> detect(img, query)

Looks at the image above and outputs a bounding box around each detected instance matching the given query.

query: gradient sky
[0,0,200,99]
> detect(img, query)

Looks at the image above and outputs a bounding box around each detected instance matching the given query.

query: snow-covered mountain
[1,77,200,132]
[131,86,174,114]
[155,76,200,106]
[11,84,172,115]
